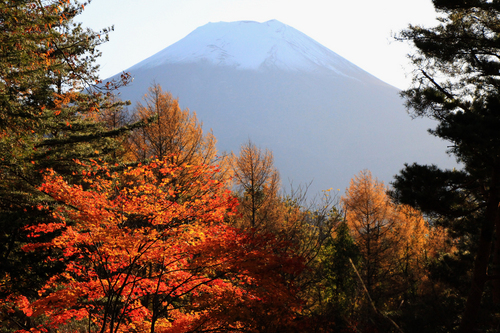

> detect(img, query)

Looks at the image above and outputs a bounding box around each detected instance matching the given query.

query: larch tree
[127,84,217,167]
[342,171,400,304]
[342,171,430,308]
[393,1,500,331]
[125,84,227,201]
[230,140,281,231]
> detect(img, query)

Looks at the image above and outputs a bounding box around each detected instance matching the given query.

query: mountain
[107,20,454,196]
[130,20,368,76]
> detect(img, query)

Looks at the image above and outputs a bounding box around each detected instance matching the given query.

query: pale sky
[78,0,439,90]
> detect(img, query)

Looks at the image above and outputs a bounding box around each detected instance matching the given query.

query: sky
[78,0,440,90]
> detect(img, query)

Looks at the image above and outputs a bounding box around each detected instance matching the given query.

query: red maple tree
[12,158,304,332]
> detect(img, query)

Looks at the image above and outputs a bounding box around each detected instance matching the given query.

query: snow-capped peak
[129,20,365,76]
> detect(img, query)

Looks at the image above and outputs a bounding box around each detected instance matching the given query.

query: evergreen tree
[0,2,141,329]
[318,220,361,330]
[393,1,500,331]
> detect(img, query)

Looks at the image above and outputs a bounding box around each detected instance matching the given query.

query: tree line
[1,0,500,332]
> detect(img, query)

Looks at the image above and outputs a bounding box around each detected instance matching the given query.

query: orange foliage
[127,84,217,167]
[342,170,438,303]
[230,140,281,231]
[16,158,304,332]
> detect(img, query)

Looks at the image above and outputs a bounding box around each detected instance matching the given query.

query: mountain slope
[129,20,367,75]
[109,20,453,195]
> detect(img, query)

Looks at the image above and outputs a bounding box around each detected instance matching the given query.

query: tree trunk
[459,194,499,333]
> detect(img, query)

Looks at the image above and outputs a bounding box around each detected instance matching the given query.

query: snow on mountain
[128,20,365,78]
[109,20,454,196]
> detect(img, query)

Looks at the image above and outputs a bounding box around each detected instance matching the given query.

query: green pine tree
[392,1,500,331]
[317,220,361,330]
[0,2,143,329]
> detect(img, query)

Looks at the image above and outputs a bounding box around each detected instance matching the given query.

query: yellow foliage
[342,170,444,303]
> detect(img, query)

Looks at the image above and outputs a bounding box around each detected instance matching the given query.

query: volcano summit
[108,20,453,194]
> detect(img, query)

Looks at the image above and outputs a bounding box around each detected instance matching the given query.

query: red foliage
[15,158,304,332]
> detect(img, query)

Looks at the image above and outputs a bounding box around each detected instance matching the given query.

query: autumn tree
[393,1,500,331]
[0,1,142,329]
[228,142,345,331]
[127,84,217,166]
[230,140,281,231]
[342,171,430,308]
[11,158,304,333]
[343,171,397,304]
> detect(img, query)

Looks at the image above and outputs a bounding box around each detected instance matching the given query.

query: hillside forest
[2,1,500,332]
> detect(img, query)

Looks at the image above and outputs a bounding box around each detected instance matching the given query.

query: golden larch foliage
[128,84,218,167]
[342,170,435,304]
[230,140,282,231]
